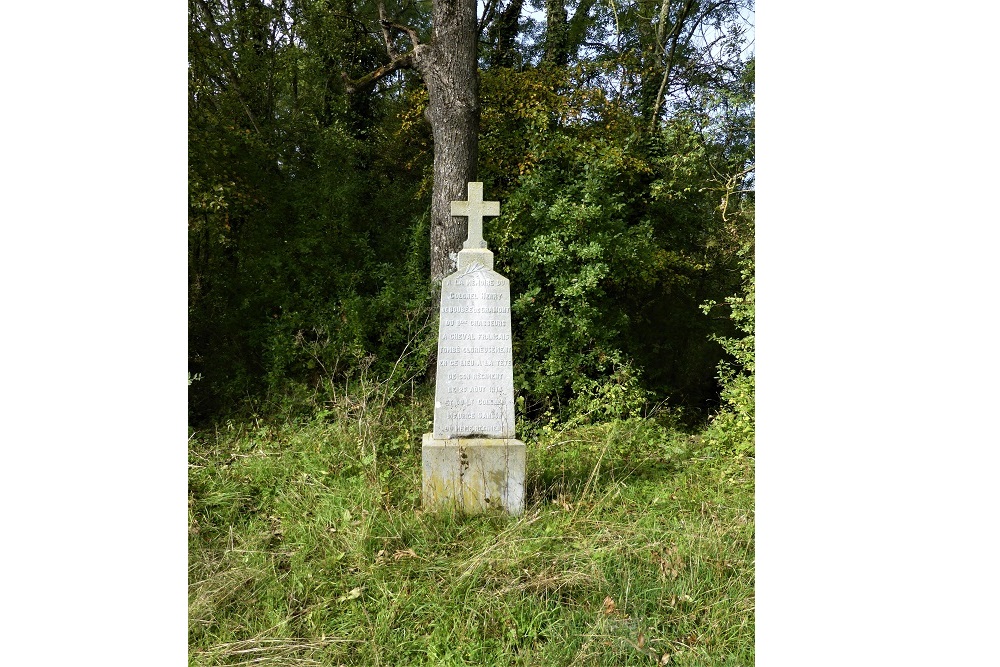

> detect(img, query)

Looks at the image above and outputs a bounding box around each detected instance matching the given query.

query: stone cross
[422,181,524,515]
[451,182,499,250]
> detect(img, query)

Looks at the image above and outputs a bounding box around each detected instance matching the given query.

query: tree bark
[341,0,480,284]
[414,0,480,283]
[487,0,525,69]
[543,0,569,67]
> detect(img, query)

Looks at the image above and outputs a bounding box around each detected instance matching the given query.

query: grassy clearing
[189,392,753,666]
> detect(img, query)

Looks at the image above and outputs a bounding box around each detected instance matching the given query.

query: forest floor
[188,392,754,666]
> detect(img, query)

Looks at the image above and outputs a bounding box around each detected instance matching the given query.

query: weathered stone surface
[433,249,515,439]
[421,434,525,515]
[423,182,525,516]
[450,182,499,251]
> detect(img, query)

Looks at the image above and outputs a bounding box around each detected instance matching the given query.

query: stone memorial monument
[422,182,526,515]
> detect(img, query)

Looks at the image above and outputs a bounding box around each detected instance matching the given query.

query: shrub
[701,244,754,453]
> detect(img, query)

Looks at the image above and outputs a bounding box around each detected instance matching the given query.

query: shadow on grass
[523,418,701,506]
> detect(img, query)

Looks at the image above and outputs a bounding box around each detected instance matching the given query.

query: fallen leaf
[393,548,418,561]
[602,596,615,615]
[660,653,671,664]
[337,587,362,603]
[637,630,645,649]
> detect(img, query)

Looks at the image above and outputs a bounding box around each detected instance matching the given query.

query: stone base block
[422,434,525,515]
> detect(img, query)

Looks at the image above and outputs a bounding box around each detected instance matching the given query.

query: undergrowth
[189,389,753,666]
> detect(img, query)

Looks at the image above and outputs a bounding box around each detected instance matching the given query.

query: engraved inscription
[433,267,516,439]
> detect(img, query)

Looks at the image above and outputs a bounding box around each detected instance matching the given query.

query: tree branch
[342,2,423,94]
[567,0,599,51]
[378,2,398,56]
[649,0,697,131]
[379,1,421,52]
[191,0,262,134]
[341,53,414,94]
[479,0,500,38]
[329,13,377,37]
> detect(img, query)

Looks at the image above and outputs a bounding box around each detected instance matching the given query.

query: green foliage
[483,110,743,423]
[190,1,754,431]
[189,0,434,421]
[701,243,755,454]
[500,136,651,421]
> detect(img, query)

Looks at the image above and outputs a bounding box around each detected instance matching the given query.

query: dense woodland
[189,2,754,661]
[188,0,754,438]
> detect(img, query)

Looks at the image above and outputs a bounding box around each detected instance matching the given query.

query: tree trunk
[341,0,480,284]
[543,0,569,67]
[414,0,480,284]
[488,0,525,69]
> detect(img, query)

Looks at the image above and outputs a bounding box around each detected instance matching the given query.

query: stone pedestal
[421,434,525,515]
[423,182,525,516]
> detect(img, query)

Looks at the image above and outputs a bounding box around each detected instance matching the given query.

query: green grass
[189,392,753,666]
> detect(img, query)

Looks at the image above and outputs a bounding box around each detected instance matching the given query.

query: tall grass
[189,389,753,666]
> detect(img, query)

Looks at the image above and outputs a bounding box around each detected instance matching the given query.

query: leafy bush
[701,244,754,453]
[483,118,742,426]
[497,136,655,422]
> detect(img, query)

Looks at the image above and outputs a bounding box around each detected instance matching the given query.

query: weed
[189,407,753,666]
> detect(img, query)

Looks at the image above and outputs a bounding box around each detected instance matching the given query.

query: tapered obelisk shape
[423,182,524,515]
[432,265,515,439]
[435,183,512,439]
